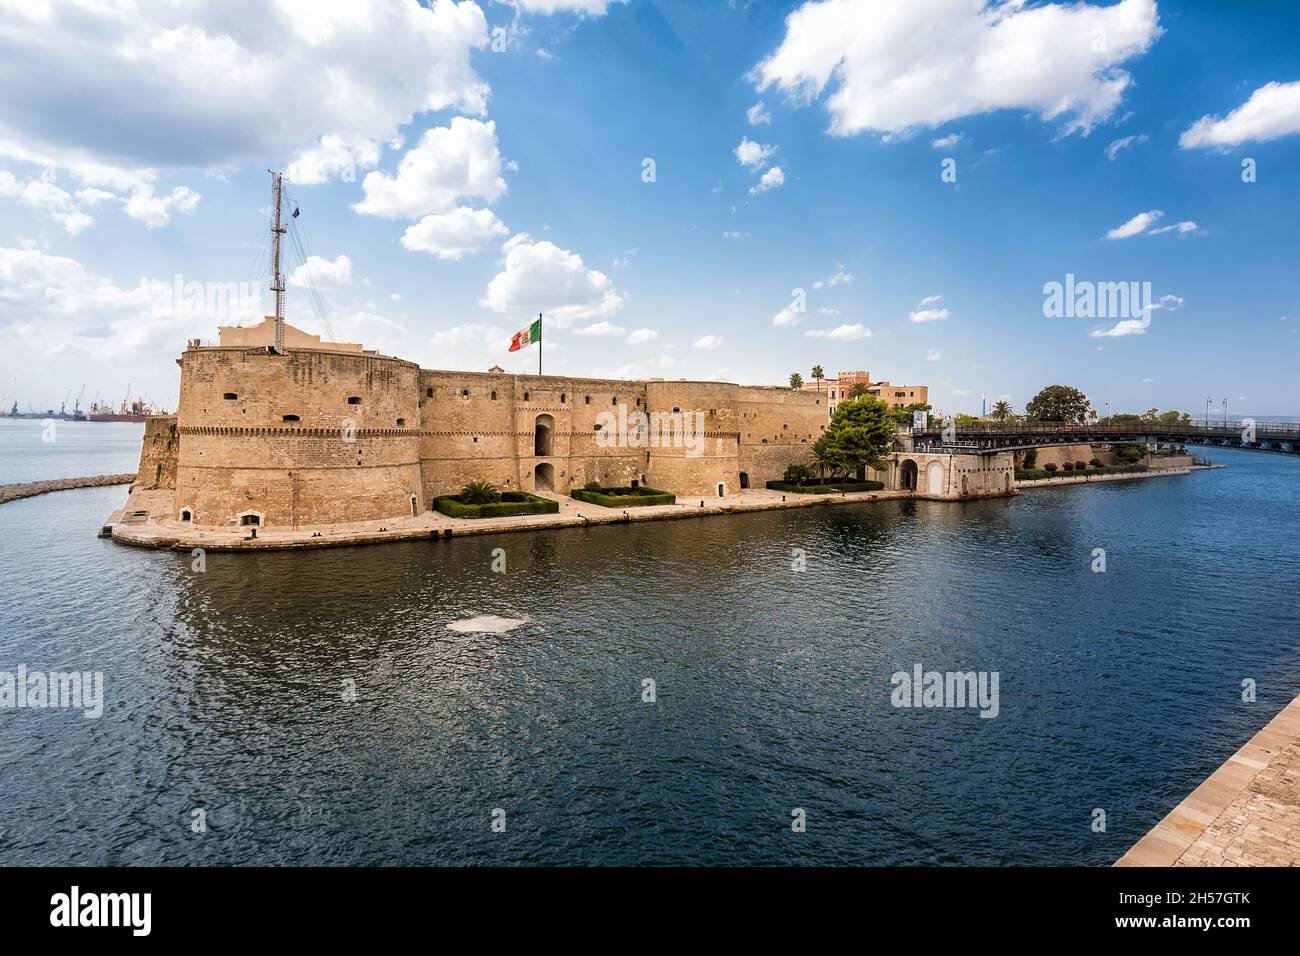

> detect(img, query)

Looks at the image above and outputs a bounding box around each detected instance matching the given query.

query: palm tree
[808,441,836,481]
[460,480,501,504]
[789,372,804,389]
[991,400,1012,421]
[811,364,825,396]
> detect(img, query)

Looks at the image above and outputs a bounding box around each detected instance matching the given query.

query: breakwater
[0,474,134,506]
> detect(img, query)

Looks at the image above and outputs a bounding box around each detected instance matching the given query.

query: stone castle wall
[135,415,179,490]
[149,344,828,528]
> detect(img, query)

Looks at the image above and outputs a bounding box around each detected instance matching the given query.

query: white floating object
[447,615,527,634]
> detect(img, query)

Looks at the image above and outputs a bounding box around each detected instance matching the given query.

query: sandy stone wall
[135,415,179,490]
[156,343,827,527]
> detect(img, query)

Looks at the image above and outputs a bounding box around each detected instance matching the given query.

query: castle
[132,317,834,530]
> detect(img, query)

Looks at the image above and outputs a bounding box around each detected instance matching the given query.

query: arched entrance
[899,459,918,491]
[535,462,555,491]
[534,414,554,457]
[739,472,749,489]
[960,474,968,496]
[926,461,945,495]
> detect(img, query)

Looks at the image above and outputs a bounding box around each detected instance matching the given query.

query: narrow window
[585,395,591,405]
[426,387,433,398]
[347,396,361,404]
[524,392,530,402]
[560,394,566,403]
[223,392,237,400]
[491,391,497,400]
[282,414,300,422]
[461,389,469,399]
[180,509,192,522]
[396,418,406,427]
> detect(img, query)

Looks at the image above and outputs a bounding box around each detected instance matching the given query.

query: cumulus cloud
[692,335,723,349]
[734,137,777,168]
[510,0,627,13]
[926,349,942,361]
[289,254,353,288]
[1088,292,1182,338]
[401,207,509,259]
[572,321,626,336]
[752,0,1161,138]
[0,170,95,234]
[0,0,491,174]
[772,303,802,327]
[1149,220,1200,236]
[123,185,201,228]
[482,234,625,325]
[626,328,658,345]
[931,133,963,149]
[908,295,950,322]
[355,118,507,218]
[1180,80,1300,149]
[804,323,871,340]
[286,135,383,186]
[749,166,785,194]
[747,101,773,126]
[1105,209,1162,240]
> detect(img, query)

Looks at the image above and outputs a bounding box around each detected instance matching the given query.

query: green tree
[789,372,804,389]
[847,382,870,400]
[1025,385,1091,423]
[811,365,825,395]
[991,400,1012,421]
[818,396,896,476]
[889,401,931,426]
[460,480,501,504]
[807,441,836,481]
[953,412,978,426]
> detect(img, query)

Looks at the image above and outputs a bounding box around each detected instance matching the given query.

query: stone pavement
[1116,693,1300,867]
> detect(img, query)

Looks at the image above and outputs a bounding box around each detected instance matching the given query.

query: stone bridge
[911,420,1300,456]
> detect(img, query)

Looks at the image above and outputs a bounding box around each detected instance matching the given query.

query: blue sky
[1,0,1298,417]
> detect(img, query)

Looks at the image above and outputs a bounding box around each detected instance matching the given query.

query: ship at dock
[85,397,156,423]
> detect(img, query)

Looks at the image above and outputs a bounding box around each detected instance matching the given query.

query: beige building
[800,371,928,415]
[139,320,832,530]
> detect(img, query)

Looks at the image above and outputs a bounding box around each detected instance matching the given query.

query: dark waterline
[1,447,1298,865]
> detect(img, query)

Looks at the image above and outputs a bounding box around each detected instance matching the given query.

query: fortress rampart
[142,335,830,529]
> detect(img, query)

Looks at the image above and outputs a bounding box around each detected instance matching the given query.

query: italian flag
[508,318,541,352]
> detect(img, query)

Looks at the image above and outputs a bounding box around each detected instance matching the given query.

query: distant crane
[73,384,85,417]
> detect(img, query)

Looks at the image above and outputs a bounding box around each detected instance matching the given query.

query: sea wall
[134,415,179,490]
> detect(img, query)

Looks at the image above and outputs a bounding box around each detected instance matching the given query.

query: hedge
[1015,465,1150,481]
[766,478,885,495]
[433,491,559,519]
[571,486,675,508]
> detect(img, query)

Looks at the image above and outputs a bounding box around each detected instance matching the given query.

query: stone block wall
[135,415,179,490]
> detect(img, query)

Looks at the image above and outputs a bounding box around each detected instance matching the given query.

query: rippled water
[1,448,1298,865]
[0,419,144,484]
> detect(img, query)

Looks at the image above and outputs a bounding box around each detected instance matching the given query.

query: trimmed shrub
[434,491,558,519]
[783,463,815,484]
[1089,457,1102,468]
[766,479,885,495]
[1062,461,1074,471]
[571,486,676,508]
[1044,462,1058,473]
[1075,460,1087,470]
[459,480,501,504]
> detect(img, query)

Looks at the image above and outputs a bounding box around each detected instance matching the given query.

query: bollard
[700,500,704,507]
[250,527,257,539]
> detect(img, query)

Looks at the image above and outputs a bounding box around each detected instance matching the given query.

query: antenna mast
[270,170,286,352]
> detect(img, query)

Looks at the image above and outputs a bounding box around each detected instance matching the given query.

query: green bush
[1062,461,1074,471]
[1089,457,1102,468]
[582,480,602,492]
[434,491,558,519]
[571,486,676,508]
[1075,460,1087,470]
[783,463,815,483]
[1044,462,1058,473]
[766,479,885,495]
[1022,448,1038,468]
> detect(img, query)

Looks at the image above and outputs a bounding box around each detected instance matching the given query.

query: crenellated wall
[144,339,827,529]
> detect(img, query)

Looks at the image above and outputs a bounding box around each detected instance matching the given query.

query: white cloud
[749,166,785,194]
[286,135,383,186]
[752,0,1161,138]
[1089,318,1146,338]
[1104,133,1148,160]
[1148,220,1200,236]
[817,307,841,315]
[573,321,626,336]
[825,268,853,287]
[289,254,353,288]
[926,349,942,361]
[805,323,871,340]
[734,137,777,168]
[0,170,95,234]
[722,230,751,239]
[0,0,491,176]
[747,101,773,126]
[123,185,201,228]
[693,335,723,349]
[482,234,625,324]
[1105,209,1162,240]
[908,295,950,322]
[626,328,658,345]
[931,133,963,149]
[401,207,509,259]
[772,303,802,327]
[355,118,507,218]
[1180,80,1300,149]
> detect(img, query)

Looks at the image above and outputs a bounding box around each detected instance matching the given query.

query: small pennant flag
[508,317,541,352]
[292,206,300,218]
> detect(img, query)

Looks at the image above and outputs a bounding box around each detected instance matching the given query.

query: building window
[491,391,497,400]
[239,513,260,526]
[672,406,680,414]
[612,396,618,405]
[585,395,591,404]
[180,508,192,522]
[524,392,530,402]
[461,389,469,399]
[223,392,237,400]
[282,414,300,422]
[426,387,433,398]
[347,396,361,404]
[396,418,406,427]
[560,394,566,403]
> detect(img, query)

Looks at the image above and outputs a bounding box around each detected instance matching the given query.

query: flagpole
[537,312,542,375]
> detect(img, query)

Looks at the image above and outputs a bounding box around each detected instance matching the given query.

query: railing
[914,420,1300,440]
